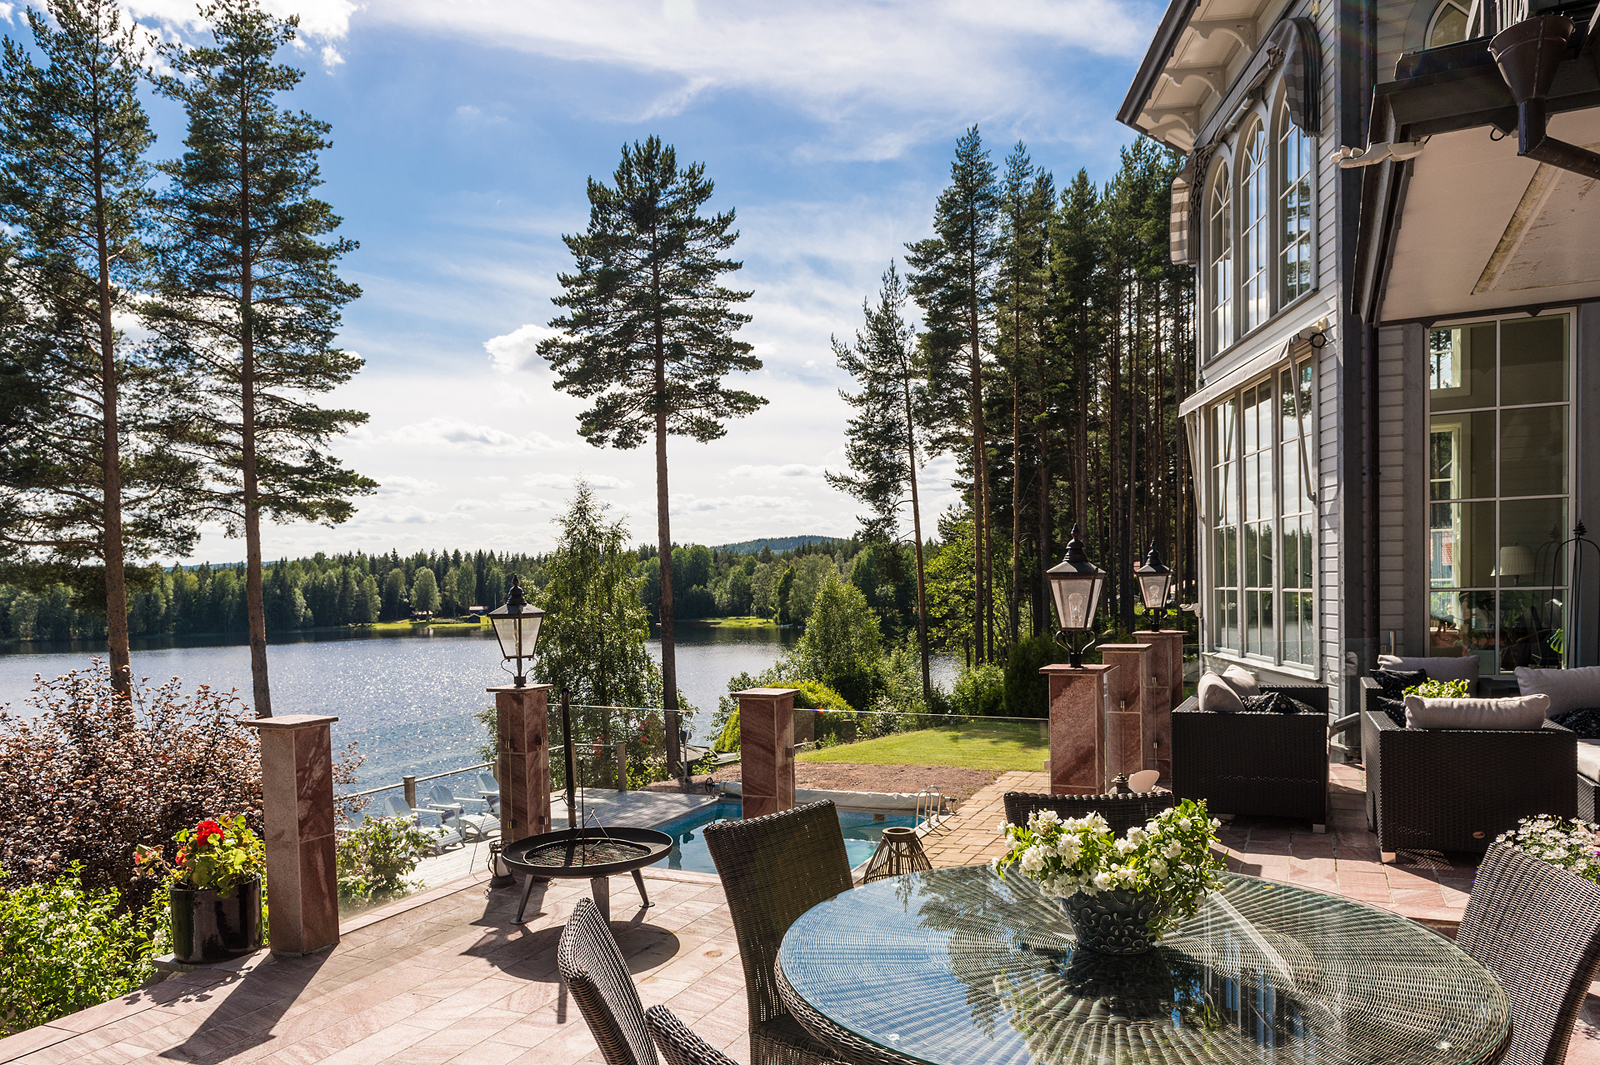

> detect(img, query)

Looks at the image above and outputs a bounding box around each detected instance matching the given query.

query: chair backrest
[428,783,457,807]
[1457,842,1600,1065]
[479,772,499,794]
[645,1005,736,1065]
[381,794,410,818]
[703,800,852,1026]
[556,897,658,1065]
[1128,770,1161,792]
[1003,791,1175,837]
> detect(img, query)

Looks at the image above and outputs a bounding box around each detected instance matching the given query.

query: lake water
[0,625,958,793]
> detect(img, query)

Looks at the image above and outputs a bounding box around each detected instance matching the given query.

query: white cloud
[320,44,344,69]
[525,472,630,490]
[727,463,826,480]
[680,494,806,513]
[376,474,442,496]
[485,322,562,373]
[126,0,355,48]
[376,417,568,454]
[361,505,452,524]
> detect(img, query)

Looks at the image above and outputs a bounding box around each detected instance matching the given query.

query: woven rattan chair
[703,800,852,1065]
[556,897,659,1065]
[1172,682,1330,829]
[1457,843,1600,1065]
[646,1005,738,1065]
[1002,790,1174,836]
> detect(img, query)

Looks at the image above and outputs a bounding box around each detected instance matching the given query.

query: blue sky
[20,0,1164,560]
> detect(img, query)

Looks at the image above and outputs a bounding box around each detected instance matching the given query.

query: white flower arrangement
[1495,815,1600,881]
[994,798,1225,938]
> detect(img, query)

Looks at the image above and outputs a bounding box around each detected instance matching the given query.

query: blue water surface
[655,801,918,874]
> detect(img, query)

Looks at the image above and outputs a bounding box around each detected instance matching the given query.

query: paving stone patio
[1,761,1596,1065]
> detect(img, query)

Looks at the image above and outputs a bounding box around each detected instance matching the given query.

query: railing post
[736,687,798,818]
[614,740,628,791]
[402,775,417,808]
[243,714,339,956]
[1040,664,1119,795]
[491,683,553,845]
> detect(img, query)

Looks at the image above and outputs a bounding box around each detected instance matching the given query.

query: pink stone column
[737,688,797,818]
[1133,630,1183,780]
[1099,643,1160,780]
[1040,665,1119,795]
[492,684,552,842]
[244,714,339,956]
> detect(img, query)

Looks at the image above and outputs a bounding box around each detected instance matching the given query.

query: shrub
[1002,635,1067,718]
[1404,678,1471,699]
[0,865,153,1035]
[336,817,433,906]
[951,663,1005,717]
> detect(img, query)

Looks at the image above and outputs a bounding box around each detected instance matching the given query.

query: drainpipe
[1490,15,1600,181]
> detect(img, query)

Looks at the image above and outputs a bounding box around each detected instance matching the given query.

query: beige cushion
[1378,654,1481,683]
[1403,693,1550,730]
[1515,665,1600,716]
[1198,672,1245,713]
[1578,739,1600,782]
[1221,664,1260,697]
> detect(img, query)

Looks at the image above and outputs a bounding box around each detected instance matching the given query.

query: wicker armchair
[1458,843,1600,1065]
[556,897,660,1065]
[703,800,852,1065]
[1171,682,1330,829]
[647,1006,738,1065]
[1003,791,1174,835]
[1361,708,1576,857]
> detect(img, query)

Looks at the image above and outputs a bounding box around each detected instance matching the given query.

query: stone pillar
[1099,643,1160,780]
[737,688,797,819]
[492,684,552,843]
[1040,665,1119,795]
[1133,630,1183,780]
[244,714,339,957]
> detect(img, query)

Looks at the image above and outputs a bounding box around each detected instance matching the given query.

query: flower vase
[171,878,263,963]
[1059,889,1168,954]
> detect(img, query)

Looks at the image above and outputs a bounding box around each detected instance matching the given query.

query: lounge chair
[477,771,500,813]
[426,782,499,841]
[381,793,464,853]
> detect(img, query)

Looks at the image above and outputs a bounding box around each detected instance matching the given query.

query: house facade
[1120,0,1600,718]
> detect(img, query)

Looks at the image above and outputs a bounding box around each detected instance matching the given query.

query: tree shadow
[158,949,329,1065]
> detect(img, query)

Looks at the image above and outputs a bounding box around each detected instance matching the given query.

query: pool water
[654,801,919,874]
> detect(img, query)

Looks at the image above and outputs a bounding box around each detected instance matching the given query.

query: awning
[1178,338,1292,418]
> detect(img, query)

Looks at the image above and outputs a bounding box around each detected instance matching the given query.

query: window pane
[1498,497,1566,587]
[1429,324,1496,411]
[1430,500,1496,588]
[1300,514,1313,590]
[1500,405,1567,496]
[1210,164,1233,353]
[1500,317,1567,405]
[1242,124,1271,332]
[1283,523,1300,590]
[1300,590,1315,664]
[1499,589,1565,670]
[1257,521,1274,589]
[1430,412,1496,499]
[1245,454,1259,521]
[1279,107,1314,304]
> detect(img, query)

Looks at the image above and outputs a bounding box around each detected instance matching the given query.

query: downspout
[1490,16,1600,181]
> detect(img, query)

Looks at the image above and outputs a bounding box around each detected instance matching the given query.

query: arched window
[1428,0,1470,47]
[1240,121,1271,334]
[1278,101,1314,303]
[1208,159,1234,353]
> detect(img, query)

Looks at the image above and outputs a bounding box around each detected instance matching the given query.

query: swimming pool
[653,801,919,874]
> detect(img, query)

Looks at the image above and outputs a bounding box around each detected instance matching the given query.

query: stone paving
[3,761,1599,1065]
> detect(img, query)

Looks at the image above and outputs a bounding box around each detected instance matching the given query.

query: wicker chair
[1003,790,1174,835]
[703,800,852,1065]
[1361,708,1576,857]
[556,897,660,1065]
[1457,843,1600,1065]
[1171,682,1330,829]
[647,1006,738,1065]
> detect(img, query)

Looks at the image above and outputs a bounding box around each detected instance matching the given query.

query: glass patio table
[775,865,1509,1065]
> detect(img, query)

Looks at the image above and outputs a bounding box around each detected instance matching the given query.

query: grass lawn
[691,616,780,629]
[796,719,1049,771]
[364,619,487,632]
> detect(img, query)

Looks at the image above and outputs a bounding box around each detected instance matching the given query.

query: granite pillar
[1040,665,1119,795]
[1099,643,1161,780]
[244,714,339,957]
[492,684,552,844]
[1133,630,1183,780]
[737,688,797,819]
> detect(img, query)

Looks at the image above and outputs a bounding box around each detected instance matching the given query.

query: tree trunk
[652,249,680,772]
[93,154,130,700]
[239,122,271,717]
[1010,365,1021,647]
[903,370,931,701]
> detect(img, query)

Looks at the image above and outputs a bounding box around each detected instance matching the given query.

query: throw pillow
[1403,693,1550,730]
[1515,665,1600,716]
[1369,668,1427,698]
[1198,672,1245,713]
[1241,692,1311,714]
[1374,695,1408,727]
[1378,654,1480,683]
[1222,664,1260,697]
[1551,707,1600,739]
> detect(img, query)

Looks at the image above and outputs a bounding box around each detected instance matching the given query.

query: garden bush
[0,864,153,1035]
[1002,635,1066,717]
[336,816,433,905]
[951,663,1006,717]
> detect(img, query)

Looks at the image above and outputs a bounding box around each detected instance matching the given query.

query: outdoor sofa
[1172,681,1329,830]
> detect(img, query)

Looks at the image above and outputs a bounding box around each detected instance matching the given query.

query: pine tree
[539,136,763,769]
[905,126,1000,664]
[146,0,373,716]
[0,0,198,696]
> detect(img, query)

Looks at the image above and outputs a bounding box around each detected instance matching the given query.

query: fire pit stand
[501,826,673,923]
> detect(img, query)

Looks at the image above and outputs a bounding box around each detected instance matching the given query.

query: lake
[0,625,959,793]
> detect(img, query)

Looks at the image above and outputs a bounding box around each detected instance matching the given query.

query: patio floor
[1,761,1597,1065]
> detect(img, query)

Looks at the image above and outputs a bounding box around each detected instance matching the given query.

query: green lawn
[796,719,1049,771]
[364,618,486,632]
[691,616,779,629]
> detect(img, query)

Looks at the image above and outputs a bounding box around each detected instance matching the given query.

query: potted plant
[1494,815,1600,879]
[135,815,264,963]
[995,798,1224,954]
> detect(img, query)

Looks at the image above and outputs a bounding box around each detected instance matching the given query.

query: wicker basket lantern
[861,826,932,884]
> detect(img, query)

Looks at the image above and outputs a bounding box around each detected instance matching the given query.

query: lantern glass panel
[492,612,542,660]
[1050,571,1104,631]
[1138,571,1172,611]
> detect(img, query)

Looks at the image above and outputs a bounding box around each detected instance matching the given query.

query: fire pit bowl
[501,827,673,923]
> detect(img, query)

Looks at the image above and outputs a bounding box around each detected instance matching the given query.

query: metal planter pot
[171,878,262,963]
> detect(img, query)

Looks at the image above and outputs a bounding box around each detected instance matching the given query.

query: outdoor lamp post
[488,575,546,687]
[1046,524,1107,667]
[1135,540,1174,631]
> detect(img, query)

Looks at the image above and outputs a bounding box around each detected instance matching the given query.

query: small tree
[410,567,440,614]
[794,573,883,713]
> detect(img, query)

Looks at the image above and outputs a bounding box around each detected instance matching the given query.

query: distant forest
[0,535,955,648]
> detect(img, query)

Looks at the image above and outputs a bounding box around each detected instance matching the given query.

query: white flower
[1164,840,1184,859]
[1150,858,1169,879]
[1093,871,1116,891]
[1126,826,1147,844]
[1117,866,1138,885]
[1115,837,1138,855]
[1020,846,1048,874]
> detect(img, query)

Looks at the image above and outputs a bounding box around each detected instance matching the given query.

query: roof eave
[1117,0,1204,135]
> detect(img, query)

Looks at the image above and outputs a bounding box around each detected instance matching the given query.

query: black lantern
[1135,540,1174,632]
[487,575,545,687]
[1046,523,1106,667]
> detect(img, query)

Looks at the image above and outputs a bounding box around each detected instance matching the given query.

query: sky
[11,0,1163,561]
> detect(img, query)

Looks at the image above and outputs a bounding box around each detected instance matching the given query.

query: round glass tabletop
[777,866,1509,1065]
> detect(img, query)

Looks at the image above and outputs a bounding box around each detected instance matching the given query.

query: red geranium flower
[195,820,224,847]
[175,848,189,867]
